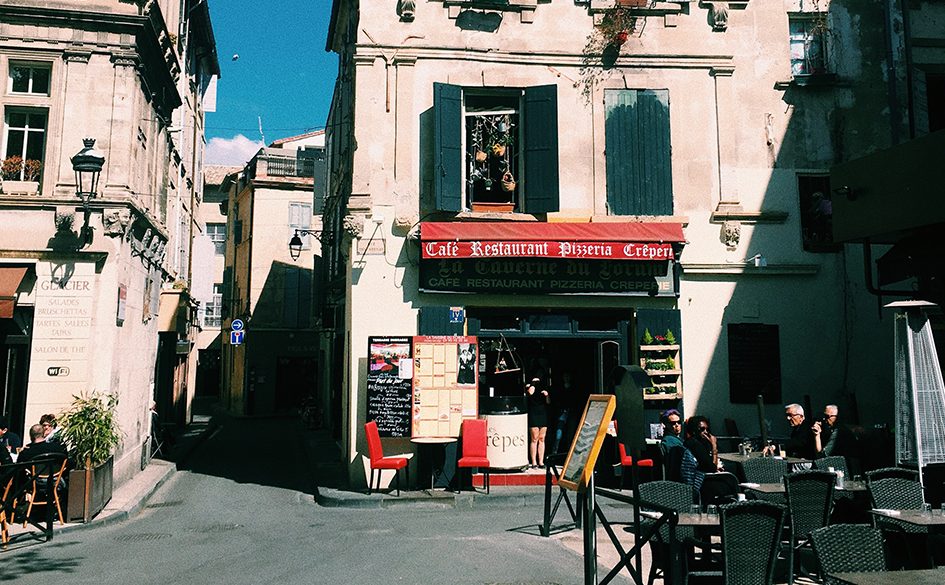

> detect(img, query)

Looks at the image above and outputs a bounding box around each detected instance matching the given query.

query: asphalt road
[0,416,608,584]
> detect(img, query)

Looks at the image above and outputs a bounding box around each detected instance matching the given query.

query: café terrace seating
[811,524,887,585]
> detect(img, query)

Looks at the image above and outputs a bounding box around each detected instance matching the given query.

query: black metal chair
[811,524,886,585]
[784,469,836,579]
[719,500,788,585]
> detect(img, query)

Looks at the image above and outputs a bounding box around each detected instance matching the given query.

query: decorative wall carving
[721,220,740,248]
[399,0,416,21]
[709,2,729,31]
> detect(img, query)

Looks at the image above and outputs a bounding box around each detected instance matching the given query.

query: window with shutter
[288,202,312,250]
[433,83,559,214]
[604,89,673,216]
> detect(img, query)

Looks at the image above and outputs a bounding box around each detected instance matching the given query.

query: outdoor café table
[869,509,945,531]
[410,436,457,491]
[718,452,811,481]
[740,480,867,495]
[828,568,945,585]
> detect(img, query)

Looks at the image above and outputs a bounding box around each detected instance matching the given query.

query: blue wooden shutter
[605,89,673,215]
[523,84,560,214]
[433,82,463,212]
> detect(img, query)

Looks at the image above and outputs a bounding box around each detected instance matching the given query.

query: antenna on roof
[258,116,265,145]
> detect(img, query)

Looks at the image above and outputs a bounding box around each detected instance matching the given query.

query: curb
[315,486,547,509]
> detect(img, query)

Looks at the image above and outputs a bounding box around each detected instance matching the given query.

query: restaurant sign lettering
[423,240,674,261]
[419,258,678,296]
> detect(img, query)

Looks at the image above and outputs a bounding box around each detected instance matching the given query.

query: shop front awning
[0,266,28,318]
[420,222,685,261]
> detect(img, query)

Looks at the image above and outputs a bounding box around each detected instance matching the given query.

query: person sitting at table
[767,403,816,459]
[812,404,858,460]
[18,424,67,463]
[684,416,721,473]
[0,415,22,453]
[659,409,684,456]
[40,414,66,452]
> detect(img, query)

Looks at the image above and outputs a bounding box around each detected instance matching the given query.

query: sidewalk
[2,409,217,545]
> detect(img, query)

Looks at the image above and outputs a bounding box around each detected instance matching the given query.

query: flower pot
[471,202,515,213]
[66,455,114,523]
[501,172,516,192]
[475,151,488,163]
[0,180,39,195]
[614,31,628,46]
[616,0,648,6]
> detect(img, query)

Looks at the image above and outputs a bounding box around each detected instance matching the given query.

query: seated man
[0,415,22,452]
[813,404,857,459]
[776,403,816,460]
[19,424,67,464]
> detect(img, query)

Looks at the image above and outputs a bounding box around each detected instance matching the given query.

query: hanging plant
[594,6,638,49]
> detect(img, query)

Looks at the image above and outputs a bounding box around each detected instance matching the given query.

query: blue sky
[204,0,337,165]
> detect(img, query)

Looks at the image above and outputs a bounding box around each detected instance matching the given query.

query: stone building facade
[0,0,218,487]
[321,0,945,488]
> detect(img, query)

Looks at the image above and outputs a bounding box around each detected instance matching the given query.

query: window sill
[455,210,538,221]
[791,73,837,87]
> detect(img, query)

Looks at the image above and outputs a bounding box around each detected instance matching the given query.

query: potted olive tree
[59,392,122,523]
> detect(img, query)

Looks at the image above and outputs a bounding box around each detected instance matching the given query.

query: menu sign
[366,337,413,437]
[412,336,478,438]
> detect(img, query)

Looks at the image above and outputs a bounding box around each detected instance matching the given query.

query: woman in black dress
[527,376,550,468]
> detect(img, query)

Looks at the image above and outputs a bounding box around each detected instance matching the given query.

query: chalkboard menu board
[727,323,782,404]
[367,337,413,437]
[559,395,616,493]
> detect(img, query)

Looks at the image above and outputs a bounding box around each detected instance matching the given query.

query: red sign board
[422,240,674,261]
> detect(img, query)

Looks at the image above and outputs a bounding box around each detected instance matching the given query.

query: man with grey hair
[813,404,857,459]
[780,403,815,459]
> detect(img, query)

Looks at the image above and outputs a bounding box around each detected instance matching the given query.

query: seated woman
[684,416,721,473]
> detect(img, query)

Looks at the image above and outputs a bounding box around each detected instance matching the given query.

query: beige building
[0,0,218,488]
[322,0,945,487]
[220,131,328,418]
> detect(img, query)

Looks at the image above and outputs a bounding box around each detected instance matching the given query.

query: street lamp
[71,138,105,247]
[288,228,333,260]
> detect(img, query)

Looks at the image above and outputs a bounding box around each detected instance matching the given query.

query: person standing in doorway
[549,372,574,456]
[527,376,550,468]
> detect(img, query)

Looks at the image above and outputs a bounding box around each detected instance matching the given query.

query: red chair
[457,418,490,494]
[364,421,409,495]
[618,442,653,490]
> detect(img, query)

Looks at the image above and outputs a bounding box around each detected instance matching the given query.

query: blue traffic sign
[231,319,244,331]
[231,330,245,345]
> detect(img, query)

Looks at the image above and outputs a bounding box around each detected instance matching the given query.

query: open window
[798,174,840,252]
[433,83,559,214]
[2,108,47,182]
[789,13,835,85]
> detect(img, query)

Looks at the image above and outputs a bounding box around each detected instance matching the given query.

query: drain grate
[114,533,172,542]
[146,500,184,509]
[189,523,242,533]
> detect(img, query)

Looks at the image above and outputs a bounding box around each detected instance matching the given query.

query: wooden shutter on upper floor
[605,89,673,216]
[523,84,560,214]
[433,82,463,212]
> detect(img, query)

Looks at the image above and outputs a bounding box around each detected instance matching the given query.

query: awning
[0,266,28,318]
[420,222,685,261]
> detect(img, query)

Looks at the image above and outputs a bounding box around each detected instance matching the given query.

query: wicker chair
[742,457,789,505]
[813,455,848,476]
[868,476,927,569]
[865,466,919,484]
[636,480,700,585]
[785,469,836,578]
[811,524,886,585]
[719,500,788,585]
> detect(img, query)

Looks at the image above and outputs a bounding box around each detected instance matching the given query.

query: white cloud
[205,134,264,166]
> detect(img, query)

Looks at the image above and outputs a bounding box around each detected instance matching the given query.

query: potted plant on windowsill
[59,392,123,523]
[0,155,42,195]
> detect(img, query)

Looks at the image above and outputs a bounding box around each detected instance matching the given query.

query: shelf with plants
[639,327,682,400]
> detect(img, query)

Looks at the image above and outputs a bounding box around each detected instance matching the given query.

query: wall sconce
[833,186,855,201]
[289,228,334,260]
[70,138,105,247]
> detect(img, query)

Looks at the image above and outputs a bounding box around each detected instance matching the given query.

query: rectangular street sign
[231,330,244,345]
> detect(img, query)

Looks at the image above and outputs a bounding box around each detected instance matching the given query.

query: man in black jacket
[18,424,67,463]
[781,403,816,460]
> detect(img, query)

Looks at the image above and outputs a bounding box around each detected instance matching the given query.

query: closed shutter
[433,82,463,212]
[284,266,300,328]
[605,89,673,215]
[523,84,560,214]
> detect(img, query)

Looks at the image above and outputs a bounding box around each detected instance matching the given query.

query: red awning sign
[422,240,674,260]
